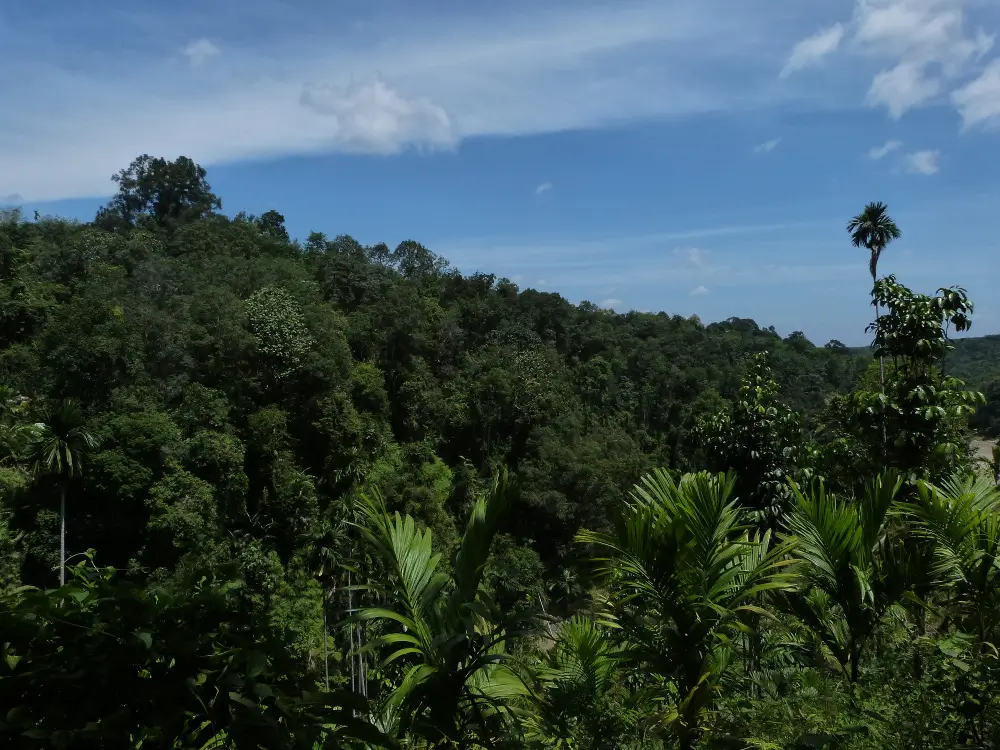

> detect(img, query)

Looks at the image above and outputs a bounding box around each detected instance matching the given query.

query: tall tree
[28,400,97,585]
[94,154,221,231]
[847,201,901,390]
[847,201,901,291]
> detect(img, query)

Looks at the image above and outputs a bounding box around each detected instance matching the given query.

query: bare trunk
[59,485,66,586]
[874,293,887,463]
[323,593,330,691]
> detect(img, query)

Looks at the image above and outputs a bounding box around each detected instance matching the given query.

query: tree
[577,470,796,749]
[353,469,529,747]
[847,201,901,390]
[94,154,221,230]
[0,558,391,748]
[823,277,984,482]
[784,472,909,682]
[27,400,97,585]
[697,352,807,531]
[524,616,640,749]
[911,473,1000,642]
[847,202,901,289]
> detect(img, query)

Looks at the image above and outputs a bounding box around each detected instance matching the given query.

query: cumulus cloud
[780,23,845,78]
[953,58,1000,129]
[904,149,941,174]
[600,298,623,308]
[535,182,553,195]
[299,78,457,155]
[689,285,710,296]
[182,39,221,67]
[754,137,782,153]
[868,139,903,159]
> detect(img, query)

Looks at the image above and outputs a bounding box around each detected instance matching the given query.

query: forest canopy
[0,156,998,749]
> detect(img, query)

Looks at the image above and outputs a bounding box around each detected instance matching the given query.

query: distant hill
[948,334,1000,389]
[950,335,1000,438]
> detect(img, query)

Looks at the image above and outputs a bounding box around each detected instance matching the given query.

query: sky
[2,0,999,346]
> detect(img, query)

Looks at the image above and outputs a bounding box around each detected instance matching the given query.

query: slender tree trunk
[850,639,861,683]
[873,272,887,463]
[59,484,66,586]
[323,592,330,691]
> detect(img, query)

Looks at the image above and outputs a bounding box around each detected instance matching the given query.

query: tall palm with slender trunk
[847,202,901,387]
[28,400,97,586]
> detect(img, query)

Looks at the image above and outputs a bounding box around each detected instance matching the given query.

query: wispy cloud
[953,58,1000,129]
[674,247,709,266]
[783,0,999,123]
[754,137,782,153]
[182,39,221,67]
[438,221,864,295]
[780,23,845,78]
[601,298,623,308]
[689,285,710,296]
[868,139,903,159]
[904,149,941,175]
[535,182,553,196]
[0,0,797,202]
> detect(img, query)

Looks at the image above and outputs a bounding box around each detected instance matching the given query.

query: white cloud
[776,1,1000,122]
[600,298,623,308]
[182,38,220,67]
[868,139,903,159]
[867,59,941,118]
[754,137,782,153]
[535,182,553,195]
[953,58,1000,128]
[300,78,457,154]
[853,0,997,118]
[904,149,941,174]
[674,247,709,266]
[0,0,802,202]
[690,285,710,296]
[780,23,845,78]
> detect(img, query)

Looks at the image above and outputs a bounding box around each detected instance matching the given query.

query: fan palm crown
[847,201,901,284]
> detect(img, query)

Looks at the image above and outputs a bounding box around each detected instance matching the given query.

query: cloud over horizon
[1,0,998,203]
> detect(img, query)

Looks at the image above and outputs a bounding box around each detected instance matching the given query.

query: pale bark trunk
[59,485,66,586]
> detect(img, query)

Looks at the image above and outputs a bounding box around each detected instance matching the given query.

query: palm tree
[847,201,901,290]
[524,616,640,749]
[847,202,901,390]
[28,400,97,586]
[783,472,909,682]
[577,470,797,749]
[352,469,530,747]
[910,473,1000,642]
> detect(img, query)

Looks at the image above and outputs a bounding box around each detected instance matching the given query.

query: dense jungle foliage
[1,156,999,749]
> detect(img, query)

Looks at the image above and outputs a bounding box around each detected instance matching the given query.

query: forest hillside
[1,156,998,749]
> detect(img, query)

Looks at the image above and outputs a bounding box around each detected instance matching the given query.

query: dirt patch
[972,438,997,461]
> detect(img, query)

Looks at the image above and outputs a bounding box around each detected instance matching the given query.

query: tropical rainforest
[1,155,999,749]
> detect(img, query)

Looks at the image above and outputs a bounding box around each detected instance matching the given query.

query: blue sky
[2,0,999,345]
